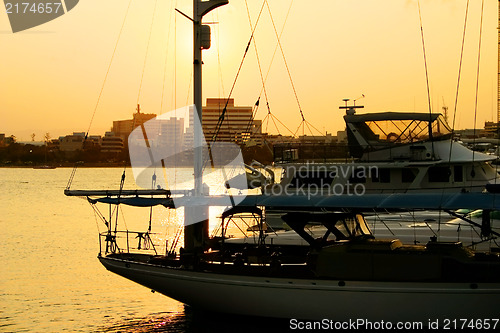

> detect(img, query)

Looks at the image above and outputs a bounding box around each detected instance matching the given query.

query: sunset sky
[1,0,498,141]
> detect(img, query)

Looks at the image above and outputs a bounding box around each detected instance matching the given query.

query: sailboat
[65,0,500,323]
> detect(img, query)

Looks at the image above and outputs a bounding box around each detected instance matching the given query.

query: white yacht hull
[100,256,500,322]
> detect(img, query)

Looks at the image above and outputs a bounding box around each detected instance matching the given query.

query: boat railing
[98,230,161,256]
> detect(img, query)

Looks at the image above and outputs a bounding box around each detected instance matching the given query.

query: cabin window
[335,218,355,238]
[454,165,463,182]
[401,169,416,183]
[289,170,336,188]
[371,168,390,183]
[428,167,450,183]
[335,215,372,238]
[355,214,372,235]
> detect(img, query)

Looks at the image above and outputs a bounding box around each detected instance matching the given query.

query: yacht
[263,106,499,196]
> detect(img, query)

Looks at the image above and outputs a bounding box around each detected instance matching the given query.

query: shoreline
[0,162,131,168]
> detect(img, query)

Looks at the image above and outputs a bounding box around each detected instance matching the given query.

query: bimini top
[343,112,452,157]
[344,112,442,123]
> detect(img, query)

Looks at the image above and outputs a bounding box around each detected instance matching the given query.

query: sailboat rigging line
[450,0,470,136]
[119,205,129,231]
[253,0,295,138]
[133,106,155,165]
[91,205,102,234]
[257,0,293,101]
[175,0,177,109]
[495,2,500,190]
[241,0,272,139]
[137,0,159,105]
[88,200,108,228]
[291,115,324,138]
[305,119,324,136]
[417,0,435,158]
[170,222,183,253]
[214,10,226,97]
[446,209,500,239]
[86,0,133,138]
[64,1,132,189]
[208,0,266,145]
[293,122,303,137]
[241,99,261,146]
[202,1,267,173]
[470,0,485,191]
[114,171,126,234]
[252,110,295,142]
[443,0,469,229]
[265,0,307,128]
[270,110,295,136]
[160,0,175,114]
[65,162,80,190]
[185,68,193,107]
[242,1,267,138]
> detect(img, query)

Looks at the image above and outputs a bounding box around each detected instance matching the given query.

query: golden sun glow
[0,0,497,140]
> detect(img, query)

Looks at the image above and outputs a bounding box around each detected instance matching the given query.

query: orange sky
[0,0,498,141]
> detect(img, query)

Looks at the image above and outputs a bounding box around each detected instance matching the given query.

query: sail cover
[92,197,175,208]
[83,192,500,211]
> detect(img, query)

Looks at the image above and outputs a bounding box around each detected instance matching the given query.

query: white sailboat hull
[100,256,500,322]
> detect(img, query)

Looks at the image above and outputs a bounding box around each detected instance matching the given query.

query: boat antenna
[441,97,449,125]
[353,94,365,106]
[339,98,364,115]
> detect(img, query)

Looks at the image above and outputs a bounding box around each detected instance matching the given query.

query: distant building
[101,132,123,153]
[455,129,482,139]
[484,121,500,135]
[0,133,6,147]
[337,130,347,142]
[202,98,262,144]
[59,132,86,152]
[87,135,101,145]
[47,139,60,151]
[265,134,297,145]
[298,133,336,144]
[160,117,185,157]
[113,106,157,143]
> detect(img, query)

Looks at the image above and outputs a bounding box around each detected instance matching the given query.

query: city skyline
[1,0,498,141]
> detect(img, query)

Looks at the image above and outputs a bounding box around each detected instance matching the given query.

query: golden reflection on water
[97,306,289,333]
[97,310,186,333]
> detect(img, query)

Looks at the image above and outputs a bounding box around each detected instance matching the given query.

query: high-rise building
[202,98,262,144]
[159,117,185,158]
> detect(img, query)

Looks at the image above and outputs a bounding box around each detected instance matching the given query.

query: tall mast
[184,0,228,254]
